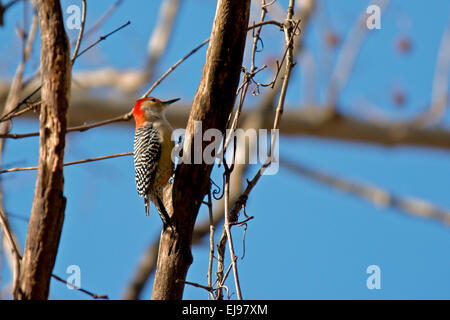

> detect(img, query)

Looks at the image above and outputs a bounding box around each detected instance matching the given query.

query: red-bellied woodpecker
[133,97,179,226]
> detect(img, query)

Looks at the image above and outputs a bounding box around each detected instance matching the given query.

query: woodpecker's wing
[134,123,161,197]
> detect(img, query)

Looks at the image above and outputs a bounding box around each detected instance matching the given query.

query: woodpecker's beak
[162,98,180,106]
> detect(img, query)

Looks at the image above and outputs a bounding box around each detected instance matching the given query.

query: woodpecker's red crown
[133,97,179,128]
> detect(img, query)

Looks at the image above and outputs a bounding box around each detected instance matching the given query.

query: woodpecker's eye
[150,98,156,102]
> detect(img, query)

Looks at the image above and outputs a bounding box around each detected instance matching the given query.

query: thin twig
[0,86,41,123]
[66,112,134,133]
[250,19,283,29]
[223,166,243,299]
[218,261,233,293]
[74,20,131,60]
[0,209,21,298]
[0,152,132,174]
[215,229,227,300]
[51,274,108,299]
[71,0,86,64]
[0,111,134,139]
[176,279,215,300]
[206,187,215,292]
[0,102,40,123]
[82,0,123,40]
[142,38,210,98]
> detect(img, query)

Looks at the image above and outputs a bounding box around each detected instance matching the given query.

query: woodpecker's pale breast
[152,121,174,189]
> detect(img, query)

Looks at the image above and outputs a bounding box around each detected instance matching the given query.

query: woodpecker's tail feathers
[144,195,150,216]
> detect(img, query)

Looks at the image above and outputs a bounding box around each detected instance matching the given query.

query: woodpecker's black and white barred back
[133,123,171,226]
[134,123,160,198]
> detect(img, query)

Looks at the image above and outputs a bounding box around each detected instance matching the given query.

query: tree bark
[17,0,71,300]
[151,0,251,300]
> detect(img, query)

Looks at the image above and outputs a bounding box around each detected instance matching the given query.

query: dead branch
[17,0,72,300]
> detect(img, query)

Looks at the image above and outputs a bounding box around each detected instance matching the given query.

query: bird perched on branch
[133,97,179,227]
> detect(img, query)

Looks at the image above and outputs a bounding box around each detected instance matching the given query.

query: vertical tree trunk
[18,0,71,300]
[151,0,251,300]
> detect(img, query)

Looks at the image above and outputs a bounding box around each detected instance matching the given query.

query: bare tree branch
[51,274,108,300]
[151,0,251,300]
[0,1,38,299]
[71,0,86,64]
[281,157,450,225]
[17,0,71,300]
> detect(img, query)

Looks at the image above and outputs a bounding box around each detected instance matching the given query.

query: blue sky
[1,0,449,299]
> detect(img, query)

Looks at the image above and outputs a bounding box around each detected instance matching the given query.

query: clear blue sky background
[1,0,449,299]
